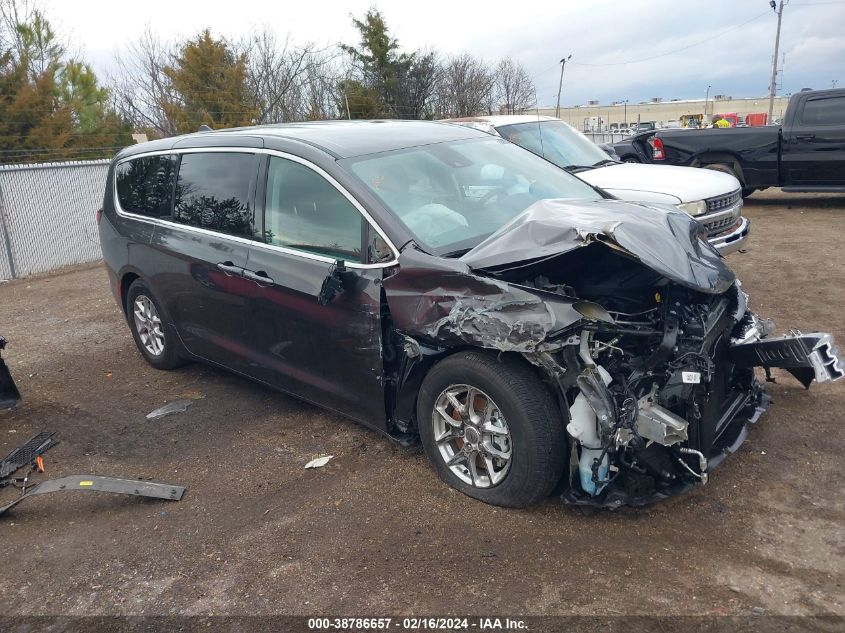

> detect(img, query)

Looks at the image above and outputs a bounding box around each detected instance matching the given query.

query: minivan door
[240,155,389,429]
[149,150,262,372]
[782,93,845,187]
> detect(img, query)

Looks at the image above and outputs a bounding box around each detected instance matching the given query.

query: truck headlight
[677,200,708,216]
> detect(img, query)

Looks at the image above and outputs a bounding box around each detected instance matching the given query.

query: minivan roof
[118,120,487,160]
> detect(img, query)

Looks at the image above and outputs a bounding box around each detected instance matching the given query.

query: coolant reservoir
[567,366,612,496]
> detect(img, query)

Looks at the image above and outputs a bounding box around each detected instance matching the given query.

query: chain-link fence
[0,160,109,280]
[583,132,633,145]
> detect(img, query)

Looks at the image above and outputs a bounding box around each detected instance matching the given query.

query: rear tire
[703,163,738,179]
[126,280,186,370]
[417,351,567,508]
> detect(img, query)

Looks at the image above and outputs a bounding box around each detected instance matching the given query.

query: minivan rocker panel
[99,121,843,509]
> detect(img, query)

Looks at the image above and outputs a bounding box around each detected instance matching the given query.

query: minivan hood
[460,199,736,294]
[578,162,740,203]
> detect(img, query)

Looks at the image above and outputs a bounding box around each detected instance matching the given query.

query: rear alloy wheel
[133,294,165,357]
[418,351,567,507]
[126,280,186,370]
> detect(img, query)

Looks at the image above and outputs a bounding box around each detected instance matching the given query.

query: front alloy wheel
[417,350,567,507]
[432,385,512,488]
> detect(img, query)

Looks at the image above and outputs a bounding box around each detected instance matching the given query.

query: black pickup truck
[611,89,845,197]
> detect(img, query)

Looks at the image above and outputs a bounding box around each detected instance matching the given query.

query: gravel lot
[0,189,843,619]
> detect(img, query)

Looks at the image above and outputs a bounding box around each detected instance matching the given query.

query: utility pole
[623,99,628,126]
[704,84,711,119]
[555,55,572,119]
[767,0,784,121]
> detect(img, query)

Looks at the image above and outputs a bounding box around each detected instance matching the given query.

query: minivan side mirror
[318,259,348,306]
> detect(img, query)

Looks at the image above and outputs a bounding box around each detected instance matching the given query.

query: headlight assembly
[677,200,708,216]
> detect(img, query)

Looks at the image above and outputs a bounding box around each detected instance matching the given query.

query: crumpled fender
[382,248,583,353]
[460,199,736,295]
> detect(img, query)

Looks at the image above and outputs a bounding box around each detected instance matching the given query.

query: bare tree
[240,29,336,123]
[110,29,178,137]
[494,57,535,115]
[434,53,494,118]
[300,50,342,120]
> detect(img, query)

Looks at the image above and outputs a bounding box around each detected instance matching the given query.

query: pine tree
[162,29,258,134]
[0,2,132,163]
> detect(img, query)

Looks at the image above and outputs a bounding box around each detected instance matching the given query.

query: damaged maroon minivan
[99,120,843,508]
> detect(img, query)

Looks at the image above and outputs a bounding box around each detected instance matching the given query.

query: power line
[574,11,773,67]
[533,9,772,76]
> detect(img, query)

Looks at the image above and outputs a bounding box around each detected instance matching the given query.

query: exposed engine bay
[496,244,843,506]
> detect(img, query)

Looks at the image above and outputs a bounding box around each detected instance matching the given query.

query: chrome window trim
[113,146,400,269]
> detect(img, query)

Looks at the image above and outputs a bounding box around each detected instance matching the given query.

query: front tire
[126,280,186,370]
[417,351,567,508]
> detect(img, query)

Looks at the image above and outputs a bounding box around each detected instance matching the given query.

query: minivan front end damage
[383,199,843,507]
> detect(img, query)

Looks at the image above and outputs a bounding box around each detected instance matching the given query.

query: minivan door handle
[216,262,243,276]
[243,269,275,287]
[794,134,815,141]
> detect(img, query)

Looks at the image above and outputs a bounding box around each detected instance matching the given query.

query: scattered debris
[146,399,193,420]
[304,455,333,469]
[0,431,186,517]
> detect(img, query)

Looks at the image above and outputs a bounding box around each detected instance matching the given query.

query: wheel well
[694,153,746,185]
[119,272,140,316]
[394,346,565,438]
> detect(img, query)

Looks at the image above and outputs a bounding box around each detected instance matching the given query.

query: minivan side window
[173,152,260,239]
[115,155,177,218]
[264,156,363,263]
[801,96,845,126]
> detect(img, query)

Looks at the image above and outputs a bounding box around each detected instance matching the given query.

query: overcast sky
[42,0,845,107]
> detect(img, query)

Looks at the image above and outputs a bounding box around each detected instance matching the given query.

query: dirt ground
[0,189,842,619]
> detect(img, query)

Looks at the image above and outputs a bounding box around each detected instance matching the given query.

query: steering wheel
[478,187,506,207]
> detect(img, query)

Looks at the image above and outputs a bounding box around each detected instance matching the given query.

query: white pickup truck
[446,115,750,254]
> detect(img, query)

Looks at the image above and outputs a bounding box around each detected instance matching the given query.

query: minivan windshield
[497,120,612,172]
[341,137,601,255]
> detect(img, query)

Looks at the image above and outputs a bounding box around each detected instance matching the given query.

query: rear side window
[264,156,363,263]
[115,155,177,217]
[173,152,259,238]
[801,96,845,126]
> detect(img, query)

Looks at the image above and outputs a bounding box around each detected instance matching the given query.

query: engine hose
[677,447,709,485]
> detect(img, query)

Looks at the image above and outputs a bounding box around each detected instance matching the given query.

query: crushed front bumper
[730,332,845,388]
[561,382,771,509]
[561,326,842,509]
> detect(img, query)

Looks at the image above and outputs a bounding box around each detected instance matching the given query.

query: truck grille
[702,189,743,235]
[706,189,742,213]
[703,215,739,234]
